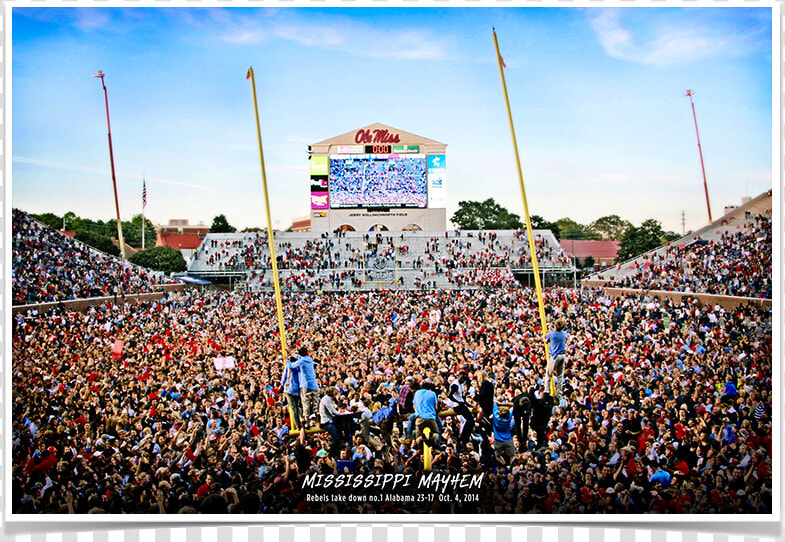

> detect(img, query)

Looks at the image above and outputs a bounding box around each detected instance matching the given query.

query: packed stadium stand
[187,229,571,291]
[587,191,773,299]
[12,209,174,306]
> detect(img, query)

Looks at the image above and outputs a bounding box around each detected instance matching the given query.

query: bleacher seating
[188,229,571,291]
[587,191,772,298]
[12,209,174,305]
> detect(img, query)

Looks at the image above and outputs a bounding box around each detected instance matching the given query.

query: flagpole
[142,176,146,250]
[492,29,551,388]
[247,67,289,361]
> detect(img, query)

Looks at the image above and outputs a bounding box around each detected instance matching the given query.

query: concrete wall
[581,282,771,311]
[12,284,185,316]
[310,207,447,233]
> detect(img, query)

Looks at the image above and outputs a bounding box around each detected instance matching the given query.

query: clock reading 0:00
[365,145,391,154]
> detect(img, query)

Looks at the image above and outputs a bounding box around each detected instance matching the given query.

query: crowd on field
[12,287,772,514]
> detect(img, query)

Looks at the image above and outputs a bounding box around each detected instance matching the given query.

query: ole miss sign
[354,129,401,145]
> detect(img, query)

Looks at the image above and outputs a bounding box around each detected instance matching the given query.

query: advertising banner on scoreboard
[392,145,420,153]
[335,145,365,154]
[310,176,328,191]
[311,193,330,210]
[310,155,328,176]
[427,154,446,172]
[428,173,446,208]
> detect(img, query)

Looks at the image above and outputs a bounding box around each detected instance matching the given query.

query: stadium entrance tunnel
[368,224,389,231]
[402,224,422,231]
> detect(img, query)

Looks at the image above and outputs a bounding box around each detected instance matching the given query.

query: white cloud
[73,8,111,31]
[194,9,448,61]
[587,9,728,67]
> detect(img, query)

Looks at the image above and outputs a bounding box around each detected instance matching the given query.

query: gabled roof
[157,233,204,251]
[560,240,620,259]
[310,123,446,147]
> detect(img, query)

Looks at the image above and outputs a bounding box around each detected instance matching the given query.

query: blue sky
[10,6,773,233]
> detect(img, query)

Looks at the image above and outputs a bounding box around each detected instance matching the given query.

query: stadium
[9,109,774,516]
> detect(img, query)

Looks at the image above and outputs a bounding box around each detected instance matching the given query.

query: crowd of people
[10,206,774,515]
[329,156,428,208]
[12,285,773,514]
[603,214,772,299]
[12,209,173,305]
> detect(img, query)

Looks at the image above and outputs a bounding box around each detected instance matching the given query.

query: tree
[450,199,524,230]
[74,229,120,257]
[210,214,236,233]
[529,215,561,240]
[129,246,187,274]
[32,212,63,230]
[556,217,596,240]
[124,214,156,248]
[589,215,633,241]
[582,255,596,269]
[663,230,681,243]
[615,219,666,262]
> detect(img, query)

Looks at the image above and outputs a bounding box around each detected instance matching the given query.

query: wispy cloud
[72,8,111,31]
[587,9,737,67]
[190,9,448,61]
[13,156,212,191]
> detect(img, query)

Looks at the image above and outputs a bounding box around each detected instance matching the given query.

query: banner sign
[427,154,446,172]
[311,193,330,210]
[310,176,328,191]
[428,173,446,208]
[111,339,124,360]
[310,155,328,175]
[214,356,236,371]
[335,145,365,154]
[365,255,396,282]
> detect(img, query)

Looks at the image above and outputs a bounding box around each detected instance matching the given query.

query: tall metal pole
[684,90,712,224]
[492,29,551,376]
[142,176,146,250]
[247,67,288,360]
[94,71,126,260]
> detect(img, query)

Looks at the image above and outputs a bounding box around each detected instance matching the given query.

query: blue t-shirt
[280,360,301,395]
[413,389,438,420]
[291,355,319,391]
[546,329,567,357]
[492,404,513,442]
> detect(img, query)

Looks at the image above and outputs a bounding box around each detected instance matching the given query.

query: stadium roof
[157,233,204,251]
[560,240,620,260]
[310,123,446,147]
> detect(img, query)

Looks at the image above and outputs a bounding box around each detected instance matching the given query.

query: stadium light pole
[94,71,126,260]
[684,90,713,224]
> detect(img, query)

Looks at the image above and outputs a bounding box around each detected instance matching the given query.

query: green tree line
[450,198,681,263]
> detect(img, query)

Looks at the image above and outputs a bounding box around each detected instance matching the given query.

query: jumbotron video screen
[328,154,427,208]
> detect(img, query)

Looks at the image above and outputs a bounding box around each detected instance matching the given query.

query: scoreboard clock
[365,145,391,154]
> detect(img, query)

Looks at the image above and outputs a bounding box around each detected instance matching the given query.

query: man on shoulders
[545,319,569,399]
[291,346,320,426]
[413,382,440,449]
[280,356,302,430]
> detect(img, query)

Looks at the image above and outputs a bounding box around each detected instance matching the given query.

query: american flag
[142,179,147,208]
